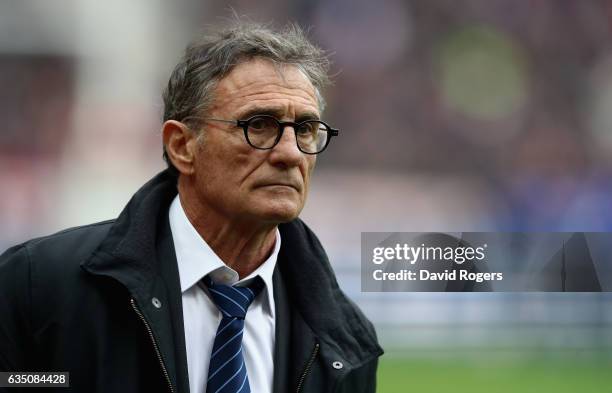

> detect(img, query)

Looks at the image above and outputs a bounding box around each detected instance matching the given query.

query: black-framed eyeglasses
[181,115,339,154]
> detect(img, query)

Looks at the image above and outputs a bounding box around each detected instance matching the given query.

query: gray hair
[162,21,331,173]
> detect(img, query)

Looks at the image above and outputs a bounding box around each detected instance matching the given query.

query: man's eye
[296,123,315,134]
[249,117,276,130]
[250,120,265,130]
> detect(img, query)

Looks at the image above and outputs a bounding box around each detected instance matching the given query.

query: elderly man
[0,23,382,392]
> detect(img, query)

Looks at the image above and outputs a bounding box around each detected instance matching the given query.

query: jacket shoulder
[28,219,115,245]
[2,219,115,273]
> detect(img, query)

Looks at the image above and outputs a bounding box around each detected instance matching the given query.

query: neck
[177,181,277,279]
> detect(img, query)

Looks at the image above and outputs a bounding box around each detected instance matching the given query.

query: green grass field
[378,356,612,393]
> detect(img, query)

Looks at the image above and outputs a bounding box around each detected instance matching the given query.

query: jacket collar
[82,169,382,370]
[278,220,383,369]
[82,170,178,300]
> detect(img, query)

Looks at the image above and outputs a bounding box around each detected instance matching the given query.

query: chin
[264,208,301,223]
[244,191,305,223]
[254,201,302,224]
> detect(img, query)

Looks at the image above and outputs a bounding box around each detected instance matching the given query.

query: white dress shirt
[168,195,278,393]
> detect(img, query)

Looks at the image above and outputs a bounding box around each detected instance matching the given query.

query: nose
[268,125,303,167]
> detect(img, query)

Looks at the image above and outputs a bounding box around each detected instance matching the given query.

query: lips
[256,181,301,191]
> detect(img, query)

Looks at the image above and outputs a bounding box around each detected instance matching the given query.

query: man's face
[189,58,319,225]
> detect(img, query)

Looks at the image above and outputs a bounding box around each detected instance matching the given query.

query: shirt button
[151,297,162,309]
[332,361,343,369]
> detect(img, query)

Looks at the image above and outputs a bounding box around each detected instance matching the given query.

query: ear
[162,120,199,175]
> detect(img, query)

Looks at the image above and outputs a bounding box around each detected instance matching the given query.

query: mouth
[257,182,301,192]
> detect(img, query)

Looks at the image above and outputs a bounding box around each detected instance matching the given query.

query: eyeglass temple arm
[179,116,238,126]
[205,118,238,125]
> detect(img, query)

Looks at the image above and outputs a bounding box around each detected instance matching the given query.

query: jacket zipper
[130,298,175,393]
[296,342,319,393]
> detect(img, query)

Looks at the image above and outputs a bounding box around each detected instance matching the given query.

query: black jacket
[0,170,383,392]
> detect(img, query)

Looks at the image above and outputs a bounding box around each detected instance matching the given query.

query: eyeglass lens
[245,116,329,153]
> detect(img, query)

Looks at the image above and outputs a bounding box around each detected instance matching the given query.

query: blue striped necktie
[202,275,264,393]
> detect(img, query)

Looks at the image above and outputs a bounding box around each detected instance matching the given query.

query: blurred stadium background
[1,1,611,391]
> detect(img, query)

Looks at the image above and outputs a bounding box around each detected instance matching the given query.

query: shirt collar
[168,195,279,315]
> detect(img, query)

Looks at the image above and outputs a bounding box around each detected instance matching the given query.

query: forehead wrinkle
[227,80,317,102]
[237,95,319,118]
[214,82,319,118]
[213,60,318,108]
[237,91,318,108]
[236,104,320,122]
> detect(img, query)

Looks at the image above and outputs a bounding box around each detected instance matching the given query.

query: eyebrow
[236,106,321,122]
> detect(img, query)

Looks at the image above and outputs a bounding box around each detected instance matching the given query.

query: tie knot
[203,275,264,319]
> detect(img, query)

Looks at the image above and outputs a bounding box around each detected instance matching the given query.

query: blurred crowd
[3,1,612,248]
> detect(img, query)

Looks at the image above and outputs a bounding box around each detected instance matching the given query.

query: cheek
[205,143,267,192]
[236,152,269,187]
[193,139,229,189]
[304,157,316,182]
[309,157,317,172]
